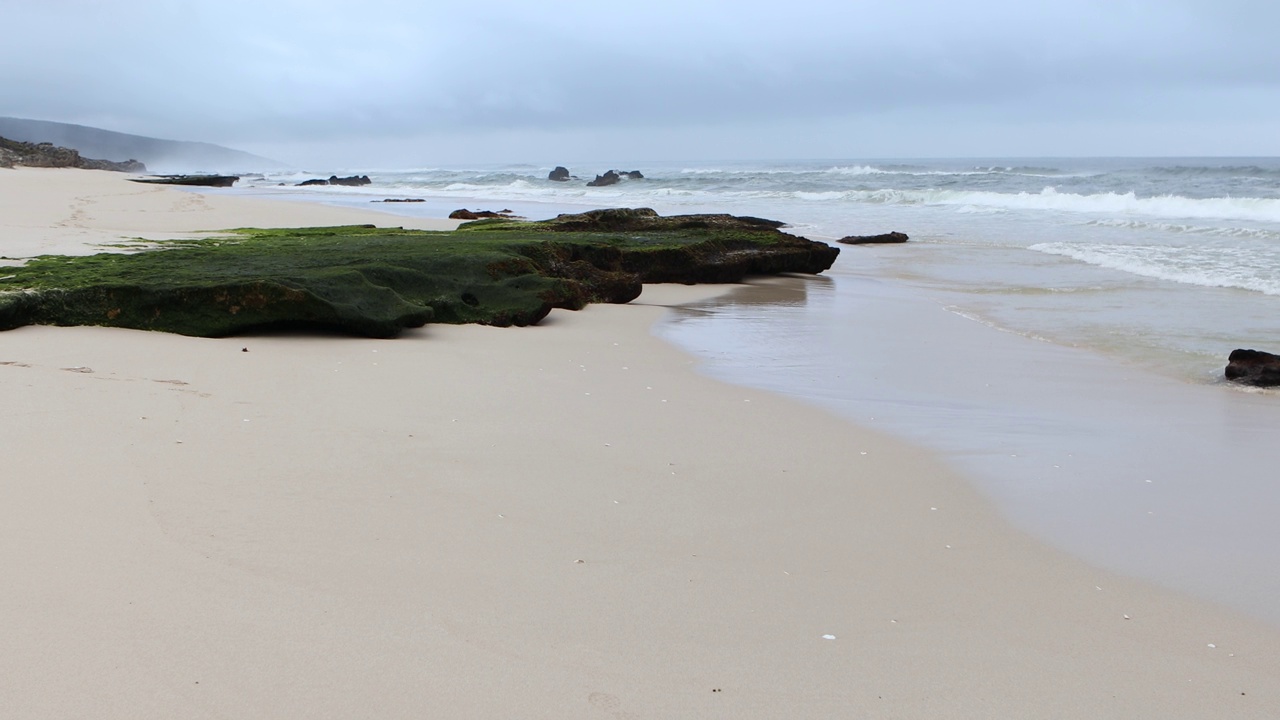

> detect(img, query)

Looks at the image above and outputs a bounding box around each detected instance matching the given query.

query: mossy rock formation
[0,208,838,338]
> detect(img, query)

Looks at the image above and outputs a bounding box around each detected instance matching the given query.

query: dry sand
[2,168,1279,718]
[0,166,458,260]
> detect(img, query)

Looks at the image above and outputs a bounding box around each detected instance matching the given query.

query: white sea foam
[837,187,1280,223]
[678,165,897,176]
[1031,242,1280,295]
[823,165,1095,178]
[678,167,807,175]
[1083,218,1280,240]
[828,165,898,176]
[794,191,846,201]
[674,165,1086,179]
[364,182,1280,228]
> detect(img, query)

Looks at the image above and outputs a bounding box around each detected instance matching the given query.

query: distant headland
[0,117,283,172]
[0,134,146,172]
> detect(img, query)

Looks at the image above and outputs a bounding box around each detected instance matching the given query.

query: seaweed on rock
[0,209,838,338]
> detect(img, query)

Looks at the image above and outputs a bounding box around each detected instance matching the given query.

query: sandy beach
[0,167,460,260]
[3,168,1279,718]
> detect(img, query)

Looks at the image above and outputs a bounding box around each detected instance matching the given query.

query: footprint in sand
[58,195,99,228]
[171,194,209,213]
[587,692,639,719]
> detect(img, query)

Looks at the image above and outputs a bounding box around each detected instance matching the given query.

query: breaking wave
[1084,218,1280,241]
[1031,242,1280,295]
[841,187,1280,223]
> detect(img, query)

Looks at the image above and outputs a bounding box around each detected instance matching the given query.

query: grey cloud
[2,0,1277,161]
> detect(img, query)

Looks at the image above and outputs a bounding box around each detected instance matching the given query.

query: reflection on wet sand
[656,265,1280,628]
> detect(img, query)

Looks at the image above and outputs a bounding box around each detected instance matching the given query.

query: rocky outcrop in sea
[1225,348,1280,387]
[296,175,371,187]
[586,170,643,187]
[838,231,909,245]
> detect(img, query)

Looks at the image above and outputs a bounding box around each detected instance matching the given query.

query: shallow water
[657,263,1280,627]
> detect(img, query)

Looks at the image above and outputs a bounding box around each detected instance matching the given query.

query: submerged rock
[838,231,909,245]
[1225,348,1280,387]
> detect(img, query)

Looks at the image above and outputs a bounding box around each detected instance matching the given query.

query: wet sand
[659,259,1280,628]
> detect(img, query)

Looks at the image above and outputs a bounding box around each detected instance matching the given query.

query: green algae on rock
[0,209,839,338]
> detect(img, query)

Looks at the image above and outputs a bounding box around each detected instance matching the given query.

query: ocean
[229,158,1280,624]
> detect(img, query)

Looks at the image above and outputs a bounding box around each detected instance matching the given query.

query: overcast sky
[3,0,1278,166]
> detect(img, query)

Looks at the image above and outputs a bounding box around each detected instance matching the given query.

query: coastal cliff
[0,135,145,172]
[0,116,281,171]
[0,209,838,338]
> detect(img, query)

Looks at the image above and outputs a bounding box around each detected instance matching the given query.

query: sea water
[231,158,1280,624]
[236,157,1280,383]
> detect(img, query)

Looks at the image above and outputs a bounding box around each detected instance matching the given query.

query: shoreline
[658,267,1280,629]
[3,168,1279,717]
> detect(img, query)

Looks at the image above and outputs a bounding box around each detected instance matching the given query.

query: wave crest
[1031,242,1280,295]
[846,187,1280,223]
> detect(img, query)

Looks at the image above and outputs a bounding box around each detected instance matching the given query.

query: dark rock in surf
[129,174,239,188]
[1225,348,1280,387]
[838,231,909,245]
[448,208,522,220]
[296,175,371,187]
[587,170,621,187]
[548,166,571,182]
[585,169,644,187]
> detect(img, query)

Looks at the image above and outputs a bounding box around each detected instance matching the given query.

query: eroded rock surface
[1225,349,1280,387]
[297,175,371,187]
[586,169,644,187]
[838,231,909,245]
